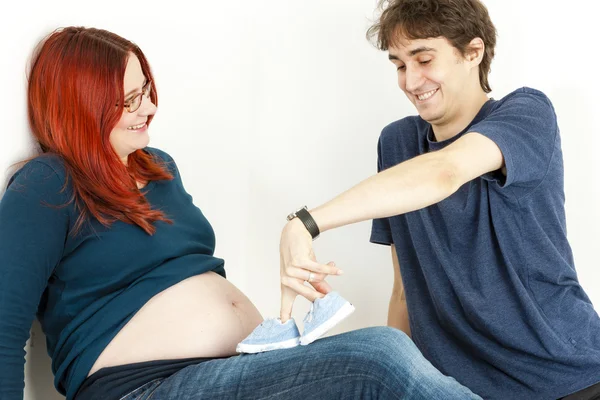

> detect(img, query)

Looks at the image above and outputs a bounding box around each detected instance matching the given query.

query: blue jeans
[120,327,482,400]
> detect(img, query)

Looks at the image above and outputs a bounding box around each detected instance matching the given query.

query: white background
[0,1,597,398]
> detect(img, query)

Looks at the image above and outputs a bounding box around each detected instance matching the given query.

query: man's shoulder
[495,87,554,110]
[380,115,424,143]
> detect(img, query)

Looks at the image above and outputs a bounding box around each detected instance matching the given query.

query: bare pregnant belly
[88,272,263,376]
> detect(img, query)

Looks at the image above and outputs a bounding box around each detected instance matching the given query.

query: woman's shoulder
[144,147,175,163]
[4,153,70,205]
[9,153,67,186]
[143,147,179,177]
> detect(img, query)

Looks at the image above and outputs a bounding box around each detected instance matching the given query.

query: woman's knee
[353,328,466,389]
[351,326,415,353]
[364,326,411,341]
[328,327,418,371]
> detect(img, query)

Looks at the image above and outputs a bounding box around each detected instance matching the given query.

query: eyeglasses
[123,81,152,113]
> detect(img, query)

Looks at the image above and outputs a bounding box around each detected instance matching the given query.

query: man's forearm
[388,294,411,337]
[310,151,459,233]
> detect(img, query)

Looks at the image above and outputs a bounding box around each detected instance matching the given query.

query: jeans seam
[144,381,163,400]
[256,373,403,400]
[118,378,162,400]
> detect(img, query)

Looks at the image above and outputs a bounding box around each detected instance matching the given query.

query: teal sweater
[0,148,225,399]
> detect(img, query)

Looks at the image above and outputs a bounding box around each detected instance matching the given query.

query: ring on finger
[307,272,315,283]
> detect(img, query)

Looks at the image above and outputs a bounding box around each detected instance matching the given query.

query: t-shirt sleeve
[370,135,393,246]
[467,88,558,189]
[0,161,69,399]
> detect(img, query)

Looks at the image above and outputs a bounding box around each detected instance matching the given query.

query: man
[279,0,600,398]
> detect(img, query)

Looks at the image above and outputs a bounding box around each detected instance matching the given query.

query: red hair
[27,26,173,235]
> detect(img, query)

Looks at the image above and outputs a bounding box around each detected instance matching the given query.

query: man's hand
[279,218,342,322]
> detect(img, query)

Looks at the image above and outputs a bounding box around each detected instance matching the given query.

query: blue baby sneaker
[236,318,301,354]
[300,291,355,346]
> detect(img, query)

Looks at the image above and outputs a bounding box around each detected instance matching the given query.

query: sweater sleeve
[0,160,70,400]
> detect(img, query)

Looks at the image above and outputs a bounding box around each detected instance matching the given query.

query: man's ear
[466,37,485,66]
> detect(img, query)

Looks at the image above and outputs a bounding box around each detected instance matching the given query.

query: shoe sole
[236,337,300,354]
[300,302,355,346]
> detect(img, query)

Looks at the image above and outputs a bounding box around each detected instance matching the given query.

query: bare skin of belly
[88,271,263,376]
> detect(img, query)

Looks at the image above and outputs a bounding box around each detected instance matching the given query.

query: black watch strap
[287,206,320,240]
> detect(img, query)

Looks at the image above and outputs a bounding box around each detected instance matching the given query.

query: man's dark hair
[367,0,497,93]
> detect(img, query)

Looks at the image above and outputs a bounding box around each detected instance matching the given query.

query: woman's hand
[279,218,343,322]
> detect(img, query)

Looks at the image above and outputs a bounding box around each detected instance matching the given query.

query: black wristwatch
[286,206,320,240]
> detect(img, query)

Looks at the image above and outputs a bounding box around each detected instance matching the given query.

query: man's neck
[431,89,490,142]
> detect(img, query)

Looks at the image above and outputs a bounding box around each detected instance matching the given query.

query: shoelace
[304,303,315,324]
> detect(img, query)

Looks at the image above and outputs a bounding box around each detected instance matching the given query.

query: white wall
[1,1,598,398]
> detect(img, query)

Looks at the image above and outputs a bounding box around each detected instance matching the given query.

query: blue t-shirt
[0,148,225,400]
[370,87,600,399]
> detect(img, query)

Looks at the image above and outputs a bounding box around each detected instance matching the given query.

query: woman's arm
[0,160,69,399]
